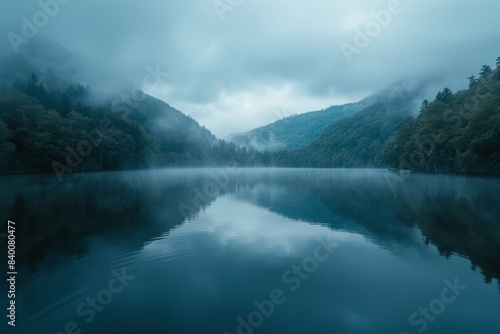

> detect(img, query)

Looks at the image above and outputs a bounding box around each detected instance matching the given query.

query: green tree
[385,63,500,176]
[467,75,478,88]
[479,65,493,78]
[420,99,429,112]
[382,117,415,168]
[436,88,453,103]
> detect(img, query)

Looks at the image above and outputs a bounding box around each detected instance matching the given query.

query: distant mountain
[226,98,378,152]
[272,85,420,167]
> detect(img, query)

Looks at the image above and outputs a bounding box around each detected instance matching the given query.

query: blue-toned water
[1,168,499,334]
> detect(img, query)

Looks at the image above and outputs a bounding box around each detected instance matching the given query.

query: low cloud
[1,0,499,136]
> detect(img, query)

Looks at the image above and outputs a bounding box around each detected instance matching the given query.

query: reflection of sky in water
[143,196,365,258]
[15,192,500,334]
[140,196,499,334]
[1,168,497,334]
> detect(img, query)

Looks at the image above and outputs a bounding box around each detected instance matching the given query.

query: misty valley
[1,50,499,334]
[1,2,500,333]
[1,51,500,334]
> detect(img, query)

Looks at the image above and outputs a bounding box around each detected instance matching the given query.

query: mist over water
[1,1,500,333]
[1,168,499,333]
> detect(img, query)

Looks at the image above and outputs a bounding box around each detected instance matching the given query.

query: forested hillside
[2,56,499,177]
[0,74,223,175]
[0,37,269,176]
[383,58,500,176]
[226,99,374,151]
[271,86,419,167]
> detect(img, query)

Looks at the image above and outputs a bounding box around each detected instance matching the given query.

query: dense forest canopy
[383,58,500,176]
[0,73,262,179]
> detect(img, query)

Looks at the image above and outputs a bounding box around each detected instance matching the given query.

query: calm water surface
[1,168,499,334]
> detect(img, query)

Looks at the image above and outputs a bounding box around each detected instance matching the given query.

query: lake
[1,168,499,334]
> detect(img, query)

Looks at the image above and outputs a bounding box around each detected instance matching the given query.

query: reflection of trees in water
[393,175,500,288]
[1,169,499,290]
[0,171,228,273]
[230,170,500,289]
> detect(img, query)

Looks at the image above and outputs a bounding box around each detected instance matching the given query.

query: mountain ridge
[270,85,421,167]
[225,98,374,152]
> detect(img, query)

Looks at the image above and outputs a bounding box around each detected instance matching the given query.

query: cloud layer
[2,0,500,136]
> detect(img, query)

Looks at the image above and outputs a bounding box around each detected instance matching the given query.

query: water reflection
[1,168,499,333]
[2,169,498,284]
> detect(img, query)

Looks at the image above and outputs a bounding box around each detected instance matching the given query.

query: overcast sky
[2,0,500,137]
